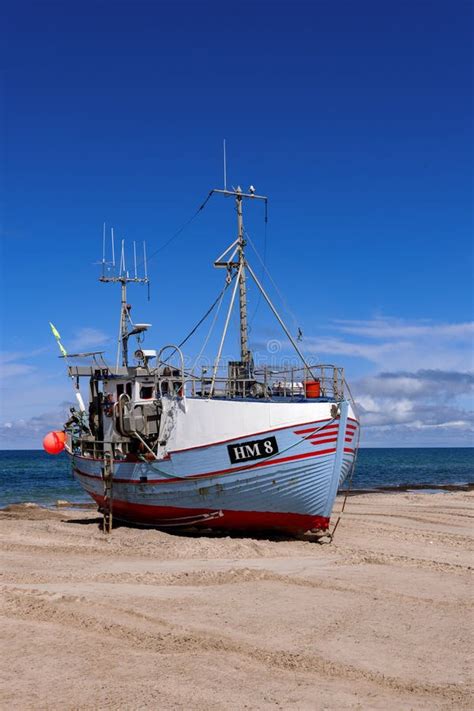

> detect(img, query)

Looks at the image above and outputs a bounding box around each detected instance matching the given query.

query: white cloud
[0,373,75,422]
[0,350,47,379]
[411,419,472,430]
[68,327,110,352]
[304,317,474,372]
[356,370,474,402]
[0,363,36,378]
[333,318,474,340]
[353,369,474,446]
[0,347,49,364]
[304,336,395,362]
[299,318,474,445]
[0,401,74,448]
[0,352,24,364]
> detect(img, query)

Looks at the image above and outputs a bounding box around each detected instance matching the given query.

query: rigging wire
[245,230,301,336]
[176,275,234,351]
[160,274,235,365]
[190,278,230,373]
[135,191,214,270]
[248,219,267,326]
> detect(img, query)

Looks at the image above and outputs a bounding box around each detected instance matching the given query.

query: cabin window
[140,385,154,399]
[116,382,133,399]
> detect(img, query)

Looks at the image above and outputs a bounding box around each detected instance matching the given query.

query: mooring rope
[326,382,361,542]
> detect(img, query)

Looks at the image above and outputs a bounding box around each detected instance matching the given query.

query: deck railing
[176,364,345,401]
[67,435,148,461]
[67,353,346,403]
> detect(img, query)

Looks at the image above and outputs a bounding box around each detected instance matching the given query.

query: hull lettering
[227,436,278,464]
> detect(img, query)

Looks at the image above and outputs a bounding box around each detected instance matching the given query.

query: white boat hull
[70,398,359,533]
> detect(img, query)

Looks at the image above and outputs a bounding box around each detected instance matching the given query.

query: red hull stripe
[303,429,340,440]
[74,445,355,486]
[294,425,338,436]
[293,422,358,437]
[91,494,330,533]
[309,437,353,446]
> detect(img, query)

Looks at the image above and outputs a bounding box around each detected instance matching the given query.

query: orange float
[43,430,66,455]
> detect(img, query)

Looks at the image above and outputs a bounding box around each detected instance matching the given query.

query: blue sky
[1,0,472,448]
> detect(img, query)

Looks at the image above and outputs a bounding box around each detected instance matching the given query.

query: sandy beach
[1,491,472,710]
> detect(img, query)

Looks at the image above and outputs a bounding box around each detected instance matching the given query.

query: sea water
[0,448,472,508]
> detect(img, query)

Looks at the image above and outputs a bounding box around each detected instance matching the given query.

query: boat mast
[236,188,250,365]
[213,186,267,368]
[119,278,130,367]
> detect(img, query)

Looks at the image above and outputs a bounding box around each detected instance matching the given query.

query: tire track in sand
[1,586,471,708]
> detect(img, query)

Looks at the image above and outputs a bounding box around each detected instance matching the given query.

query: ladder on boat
[101,451,113,533]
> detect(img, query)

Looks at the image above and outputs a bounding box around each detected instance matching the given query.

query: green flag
[49,322,67,357]
[49,322,61,340]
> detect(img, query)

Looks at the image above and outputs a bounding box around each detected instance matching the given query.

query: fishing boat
[46,183,359,534]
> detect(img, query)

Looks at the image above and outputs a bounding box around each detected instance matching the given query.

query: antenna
[143,241,148,280]
[223,138,227,191]
[111,228,116,270]
[120,239,126,275]
[102,222,106,277]
[99,235,150,368]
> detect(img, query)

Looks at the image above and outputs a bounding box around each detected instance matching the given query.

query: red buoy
[43,430,66,455]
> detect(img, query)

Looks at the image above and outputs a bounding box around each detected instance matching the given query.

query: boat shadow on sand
[62,514,332,543]
[63,481,473,542]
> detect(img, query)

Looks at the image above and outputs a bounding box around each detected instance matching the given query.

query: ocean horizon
[1,447,472,509]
